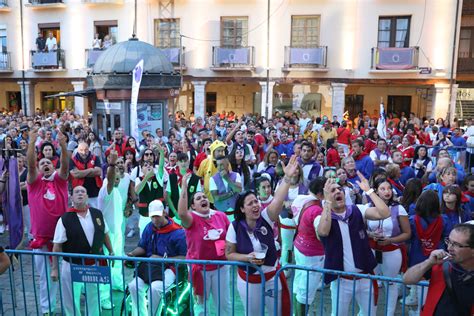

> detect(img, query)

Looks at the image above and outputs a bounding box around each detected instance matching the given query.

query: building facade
[0,0,463,122]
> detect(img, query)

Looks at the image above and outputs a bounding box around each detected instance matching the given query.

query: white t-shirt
[226,209,277,273]
[98,184,123,234]
[209,172,241,192]
[367,205,407,238]
[53,209,109,245]
[45,37,57,51]
[369,150,390,162]
[314,204,369,273]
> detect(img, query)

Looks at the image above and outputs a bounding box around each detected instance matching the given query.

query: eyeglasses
[144,152,153,156]
[445,238,471,249]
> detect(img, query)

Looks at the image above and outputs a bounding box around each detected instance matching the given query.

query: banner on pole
[377,101,387,140]
[130,59,144,141]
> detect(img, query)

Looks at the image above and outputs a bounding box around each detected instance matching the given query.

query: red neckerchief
[353,151,368,161]
[414,215,443,257]
[464,191,474,198]
[68,206,89,213]
[387,178,404,192]
[152,218,182,234]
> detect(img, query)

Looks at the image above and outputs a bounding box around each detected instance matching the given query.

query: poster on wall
[136,102,164,140]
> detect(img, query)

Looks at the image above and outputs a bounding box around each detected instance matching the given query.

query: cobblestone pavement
[0,231,420,315]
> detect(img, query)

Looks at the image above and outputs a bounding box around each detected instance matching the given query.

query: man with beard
[27,127,69,315]
[404,223,474,315]
[390,150,415,186]
[351,139,374,179]
[317,175,390,316]
[298,141,323,187]
[105,129,127,157]
[210,156,242,221]
[70,142,103,208]
[51,186,114,315]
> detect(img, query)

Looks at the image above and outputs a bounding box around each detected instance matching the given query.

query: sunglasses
[144,152,153,156]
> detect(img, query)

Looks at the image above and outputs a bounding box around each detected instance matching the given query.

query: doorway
[7,92,21,112]
[387,95,411,118]
[38,23,61,48]
[94,20,118,45]
[41,92,70,112]
[345,94,364,121]
[206,92,217,116]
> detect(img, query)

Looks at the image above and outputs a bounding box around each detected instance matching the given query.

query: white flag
[130,59,144,141]
[377,101,387,140]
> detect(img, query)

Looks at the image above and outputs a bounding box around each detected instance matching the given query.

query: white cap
[148,200,164,217]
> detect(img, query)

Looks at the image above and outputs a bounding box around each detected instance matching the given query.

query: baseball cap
[148,200,164,217]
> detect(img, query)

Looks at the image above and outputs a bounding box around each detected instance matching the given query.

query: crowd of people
[0,108,473,316]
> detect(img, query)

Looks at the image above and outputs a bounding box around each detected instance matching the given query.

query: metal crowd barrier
[2,250,266,316]
[273,264,429,316]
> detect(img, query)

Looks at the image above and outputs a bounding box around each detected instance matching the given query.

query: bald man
[70,142,103,209]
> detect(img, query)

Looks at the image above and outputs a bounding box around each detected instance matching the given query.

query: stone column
[17,80,33,116]
[331,83,347,121]
[71,81,85,117]
[191,81,206,119]
[259,81,275,118]
[432,83,457,121]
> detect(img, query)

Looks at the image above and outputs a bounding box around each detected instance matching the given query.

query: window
[221,17,248,47]
[94,20,118,45]
[459,28,474,58]
[377,16,410,48]
[155,19,180,48]
[0,25,6,53]
[291,16,320,47]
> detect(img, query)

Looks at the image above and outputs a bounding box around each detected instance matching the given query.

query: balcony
[30,50,66,72]
[370,47,419,72]
[0,52,12,73]
[211,46,255,71]
[25,0,66,9]
[83,0,123,4]
[282,46,328,72]
[463,0,474,15]
[158,47,186,70]
[0,0,11,12]
[85,49,105,69]
[457,55,474,73]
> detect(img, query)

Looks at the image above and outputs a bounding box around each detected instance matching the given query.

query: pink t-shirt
[185,210,230,261]
[294,205,325,256]
[27,172,68,241]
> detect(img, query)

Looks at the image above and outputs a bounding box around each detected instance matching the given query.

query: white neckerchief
[42,171,56,181]
[192,209,216,218]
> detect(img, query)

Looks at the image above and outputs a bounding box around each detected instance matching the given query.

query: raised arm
[356,171,390,220]
[57,131,69,180]
[106,150,118,194]
[177,173,193,228]
[225,121,242,145]
[26,128,39,184]
[317,178,336,237]
[267,155,299,222]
